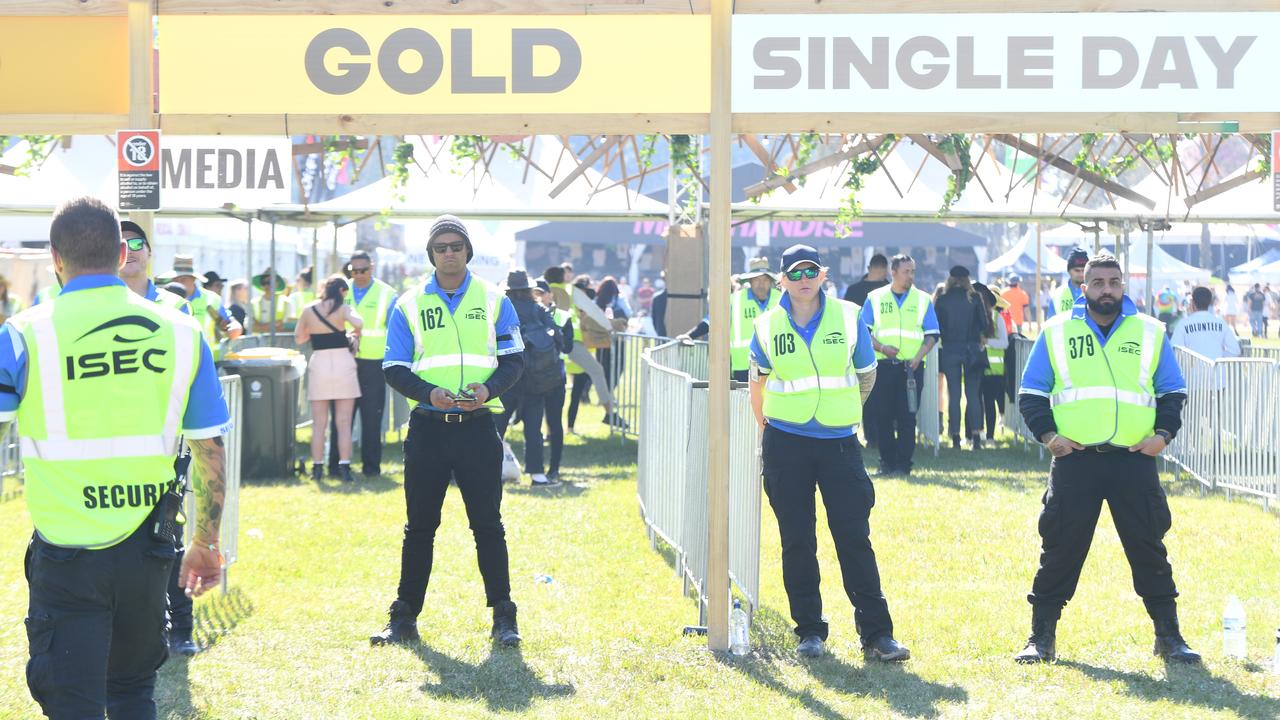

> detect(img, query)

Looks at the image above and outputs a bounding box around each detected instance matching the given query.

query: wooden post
[126,0,154,241]
[1145,227,1155,312]
[705,0,731,653]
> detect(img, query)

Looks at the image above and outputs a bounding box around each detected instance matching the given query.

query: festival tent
[1228,248,1280,284]
[1103,242,1211,283]
[984,231,1068,279]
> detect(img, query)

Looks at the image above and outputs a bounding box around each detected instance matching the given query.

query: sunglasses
[432,241,467,255]
[350,266,371,274]
[125,237,148,252]
[785,267,820,281]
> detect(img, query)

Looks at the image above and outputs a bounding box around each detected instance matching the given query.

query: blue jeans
[1249,310,1264,337]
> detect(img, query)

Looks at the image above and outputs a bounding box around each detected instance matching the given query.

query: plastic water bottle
[1223,596,1247,659]
[534,574,553,585]
[729,599,750,656]
[905,375,919,414]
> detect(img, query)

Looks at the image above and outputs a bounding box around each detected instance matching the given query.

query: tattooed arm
[180,435,226,597]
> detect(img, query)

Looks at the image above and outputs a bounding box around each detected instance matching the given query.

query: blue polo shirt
[750,293,877,439]
[145,281,191,315]
[382,270,523,411]
[858,287,941,341]
[0,275,231,438]
[351,281,398,326]
[1019,295,1187,399]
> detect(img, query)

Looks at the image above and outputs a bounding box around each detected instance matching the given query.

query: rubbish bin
[219,348,306,481]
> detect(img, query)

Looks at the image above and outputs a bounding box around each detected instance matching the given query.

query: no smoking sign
[117,129,161,211]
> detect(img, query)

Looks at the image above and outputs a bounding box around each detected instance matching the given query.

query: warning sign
[117,130,161,211]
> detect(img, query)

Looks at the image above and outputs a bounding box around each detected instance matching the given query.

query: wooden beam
[1183,169,1267,208]
[744,134,883,198]
[993,133,1157,210]
[734,113,1280,135]
[732,0,1272,10]
[291,139,370,156]
[548,135,620,199]
[155,114,710,136]
[740,134,796,193]
[908,134,961,171]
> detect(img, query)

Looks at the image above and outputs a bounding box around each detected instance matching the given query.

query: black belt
[413,406,491,424]
[1081,443,1126,453]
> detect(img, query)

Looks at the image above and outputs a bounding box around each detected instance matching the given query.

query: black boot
[491,600,521,647]
[1153,615,1202,664]
[338,465,355,483]
[311,463,323,481]
[951,435,962,450]
[1014,608,1058,664]
[370,600,420,646]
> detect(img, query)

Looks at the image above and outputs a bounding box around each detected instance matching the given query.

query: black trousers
[940,345,984,440]
[761,425,894,643]
[396,411,511,616]
[980,374,1005,439]
[1028,450,1179,619]
[567,373,591,429]
[495,384,566,476]
[165,545,193,636]
[869,362,924,472]
[25,522,174,720]
[329,358,386,475]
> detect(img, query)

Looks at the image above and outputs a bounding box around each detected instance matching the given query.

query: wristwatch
[1154,429,1172,443]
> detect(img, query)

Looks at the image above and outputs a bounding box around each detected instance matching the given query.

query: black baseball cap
[780,244,822,272]
[120,220,149,249]
[1067,247,1090,269]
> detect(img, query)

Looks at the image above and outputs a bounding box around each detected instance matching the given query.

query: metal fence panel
[916,346,941,454]
[1004,337,1038,445]
[682,388,710,614]
[0,423,20,498]
[185,374,245,593]
[728,389,762,614]
[611,333,668,438]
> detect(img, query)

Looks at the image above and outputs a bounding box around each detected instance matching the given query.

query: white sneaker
[530,473,560,488]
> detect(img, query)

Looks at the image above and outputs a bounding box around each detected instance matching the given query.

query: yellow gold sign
[0,17,129,114]
[160,16,710,115]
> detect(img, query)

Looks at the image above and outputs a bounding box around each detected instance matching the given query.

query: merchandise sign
[160,136,291,209]
[159,15,710,115]
[117,130,162,212]
[1273,131,1279,213]
[733,13,1280,114]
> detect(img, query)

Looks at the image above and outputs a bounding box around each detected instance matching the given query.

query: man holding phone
[371,215,526,648]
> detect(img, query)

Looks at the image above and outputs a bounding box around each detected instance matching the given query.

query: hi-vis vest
[11,286,202,548]
[1053,282,1080,315]
[188,288,222,341]
[1043,311,1164,447]
[404,275,504,410]
[349,279,394,360]
[985,310,1005,377]
[154,286,191,315]
[732,287,781,372]
[866,285,929,362]
[755,298,863,428]
[553,308,583,375]
[35,286,59,305]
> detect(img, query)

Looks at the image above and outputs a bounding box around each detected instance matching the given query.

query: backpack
[518,302,565,394]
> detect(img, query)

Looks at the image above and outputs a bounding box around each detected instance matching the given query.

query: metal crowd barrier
[1166,347,1279,510]
[1004,336,1041,453]
[610,333,669,439]
[184,374,245,594]
[915,345,941,455]
[637,340,763,628]
[0,423,20,499]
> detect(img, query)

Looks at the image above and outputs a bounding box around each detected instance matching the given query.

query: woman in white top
[294,275,364,482]
[1224,285,1239,332]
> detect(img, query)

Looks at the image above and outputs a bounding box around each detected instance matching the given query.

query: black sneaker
[863,635,911,662]
[338,465,355,483]
[168,628,199,657]
[1153,618,1202,664]
[491,601,521,647]
[370,601,420,646]
[796,635,825,658]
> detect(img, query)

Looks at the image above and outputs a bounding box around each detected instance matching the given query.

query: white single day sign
[733,13,1280,114]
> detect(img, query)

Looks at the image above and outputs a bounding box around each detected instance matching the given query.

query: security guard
[862,254,940,476]
[332,251,396,478]
[4,197,231,718]
[1050,247,1089,316]
[371,214,525,648]
[120,222,205,658]
[678,256,781,382]
[171,254,242,347]
[1015,253,1199,664]
[750,244,910,662]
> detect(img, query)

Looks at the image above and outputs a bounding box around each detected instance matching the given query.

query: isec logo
[1118,341,1141,355]
[465,307,487,321]
[822,331,845,346]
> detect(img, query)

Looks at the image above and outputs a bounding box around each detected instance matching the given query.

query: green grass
[1,407,1278,719]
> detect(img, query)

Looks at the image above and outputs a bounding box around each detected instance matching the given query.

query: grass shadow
[157,587,255,719]
[311,473,403,495]
[1057,659,1280,720]
[726,606,967,719]
[412,643,575,713]
[505,482,589,499]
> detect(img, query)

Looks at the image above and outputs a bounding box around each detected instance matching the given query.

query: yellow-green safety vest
[253,291,289,327]
[35,286,59,305]
[404,275,504,411]
[985,310,1005,377]
[1043,311,1164,447]
[188,288,224,342]
[731,287,781,372]
[11,286,202,548]
[348,279,395,360]
[754,298,863,428]
[554,308,583,375]
[154,287,191,315]
[1053,282,1080,315]
[866,285,930,362]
